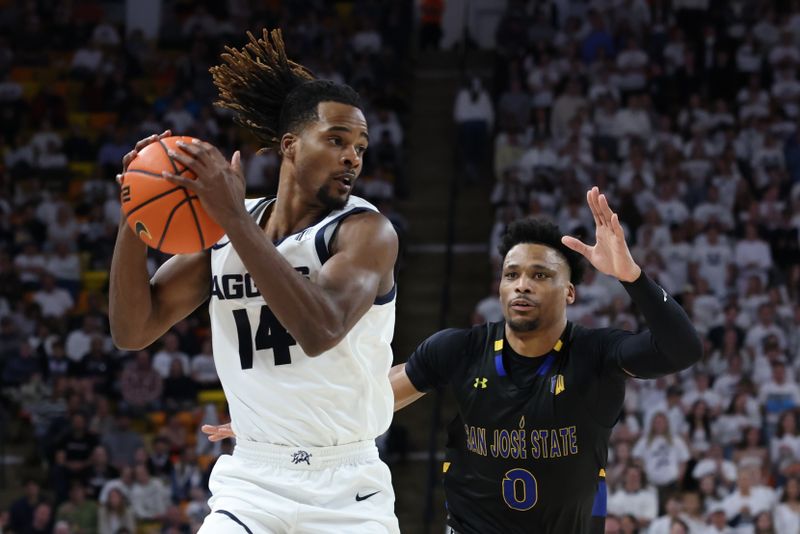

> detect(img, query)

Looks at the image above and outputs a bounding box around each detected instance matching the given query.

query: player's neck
[504,317,567,358]
[265,179,330,241]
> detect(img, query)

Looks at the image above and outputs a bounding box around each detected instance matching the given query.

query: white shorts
[198,439,400,534]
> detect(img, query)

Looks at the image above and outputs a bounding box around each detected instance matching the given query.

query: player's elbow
[110,324,152,352]
[298,332,343,357]
[686,330,704,366]
[669,328,704,371]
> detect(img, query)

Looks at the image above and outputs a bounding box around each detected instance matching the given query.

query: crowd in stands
[0,1,410,532]
[468,1,800,533]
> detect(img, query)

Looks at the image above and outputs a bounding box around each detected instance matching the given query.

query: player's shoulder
[336,196,393,228]
[569,323,624,353]
[427,322,495,352]
[570,322,627,342]
[330,196,397,249]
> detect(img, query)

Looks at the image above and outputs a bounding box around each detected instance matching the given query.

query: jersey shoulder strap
[313,195,379,265]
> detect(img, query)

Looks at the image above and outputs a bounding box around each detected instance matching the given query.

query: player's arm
[109,131,212,350]
[110,223,211,350]
[607,272,703,378]
[562,187,702,377]
[225,209,397,356]
[394,328,472,410]
[390,363,426,411]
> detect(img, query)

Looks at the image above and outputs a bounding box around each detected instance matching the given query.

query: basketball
[120,136,225,255]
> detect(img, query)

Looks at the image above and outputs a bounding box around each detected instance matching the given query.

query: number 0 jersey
[404,273,702,534]
[208,195,396,447]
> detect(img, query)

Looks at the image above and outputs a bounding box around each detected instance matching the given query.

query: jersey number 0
[232,306,297,368]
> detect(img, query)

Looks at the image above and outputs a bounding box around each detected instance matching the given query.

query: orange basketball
[120,136,225,254]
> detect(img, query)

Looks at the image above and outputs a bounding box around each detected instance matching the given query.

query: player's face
[499,243,575,333]
[291,101,369,210]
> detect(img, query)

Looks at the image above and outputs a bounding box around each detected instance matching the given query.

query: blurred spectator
[32,273,74,319]
[119,350,163,414]
[633,411,690,502]
[190,338,218,387]
[454,77,494,183]
[152,332,190,379]
[471,280,502,324]
[28,502,54,534]
[184,486,210,528]
[101,413,144,470]
[97,487,136,534]
[65,316,108,364]
[55,412,98,484]
[55,483,98,534]
[607,465,658,529]
[171,447,203,503]
[130,464,170,521]
[8,479,44,533]
[720,464,777,526]
[85,445,118,500]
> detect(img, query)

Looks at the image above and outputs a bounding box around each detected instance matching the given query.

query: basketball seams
[124,186,184,215]
[183,189,206,250]
[157,195,195,251]
[158,139,180,175]
[125,169,169,179]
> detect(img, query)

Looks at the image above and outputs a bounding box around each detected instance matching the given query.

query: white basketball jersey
[208,195,396,447]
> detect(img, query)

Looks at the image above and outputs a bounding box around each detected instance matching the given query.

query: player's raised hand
[201,422,236,442]
[561,186,641,283]
[116,129,172,184]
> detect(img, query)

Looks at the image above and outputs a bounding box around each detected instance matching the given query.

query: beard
[316,183,349,211]
[507,317,540,332]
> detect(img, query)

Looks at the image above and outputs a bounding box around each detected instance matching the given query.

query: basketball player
[202,187,702,533]
[109,29,400,533]
[391,187,702,533]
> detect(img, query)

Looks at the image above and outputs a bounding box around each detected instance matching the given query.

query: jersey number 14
[232,306,296,368]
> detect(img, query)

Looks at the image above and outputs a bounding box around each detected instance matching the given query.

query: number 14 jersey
[208,196,396,447]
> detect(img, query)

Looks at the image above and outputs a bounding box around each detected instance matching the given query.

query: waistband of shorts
[232,438,378,469]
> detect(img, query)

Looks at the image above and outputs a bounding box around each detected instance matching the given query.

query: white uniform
[199,196,399,534]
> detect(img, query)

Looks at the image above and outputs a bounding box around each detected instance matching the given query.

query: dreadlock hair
[498,217,585,285]
[210,29,363,151]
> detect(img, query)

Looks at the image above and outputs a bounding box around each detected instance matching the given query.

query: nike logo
[134,221,152,240]
[355,491,380,502]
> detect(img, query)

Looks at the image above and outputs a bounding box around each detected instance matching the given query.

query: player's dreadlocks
[210,28,363,151]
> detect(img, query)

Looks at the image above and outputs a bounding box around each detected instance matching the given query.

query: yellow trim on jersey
[494,339,503,352]
[599,469,606,478]
[554,339,563,352]
[443,462,451,473]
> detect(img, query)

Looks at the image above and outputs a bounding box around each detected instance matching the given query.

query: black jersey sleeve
[604,271,702,379]
[404,328,472,392]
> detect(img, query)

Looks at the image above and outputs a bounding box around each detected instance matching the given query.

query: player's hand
[116,130,172,185]
[561,186,641,283]
[201,422,236,442]
[162,139,247,228]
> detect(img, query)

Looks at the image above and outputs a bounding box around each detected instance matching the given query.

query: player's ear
[566,283,575,305]
[280,133,297,160]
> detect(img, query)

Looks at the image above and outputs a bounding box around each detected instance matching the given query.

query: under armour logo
[473,377,488,389]
[291,450,312,465]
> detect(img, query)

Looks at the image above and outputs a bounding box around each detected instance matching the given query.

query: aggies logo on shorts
[291,450,312,465]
